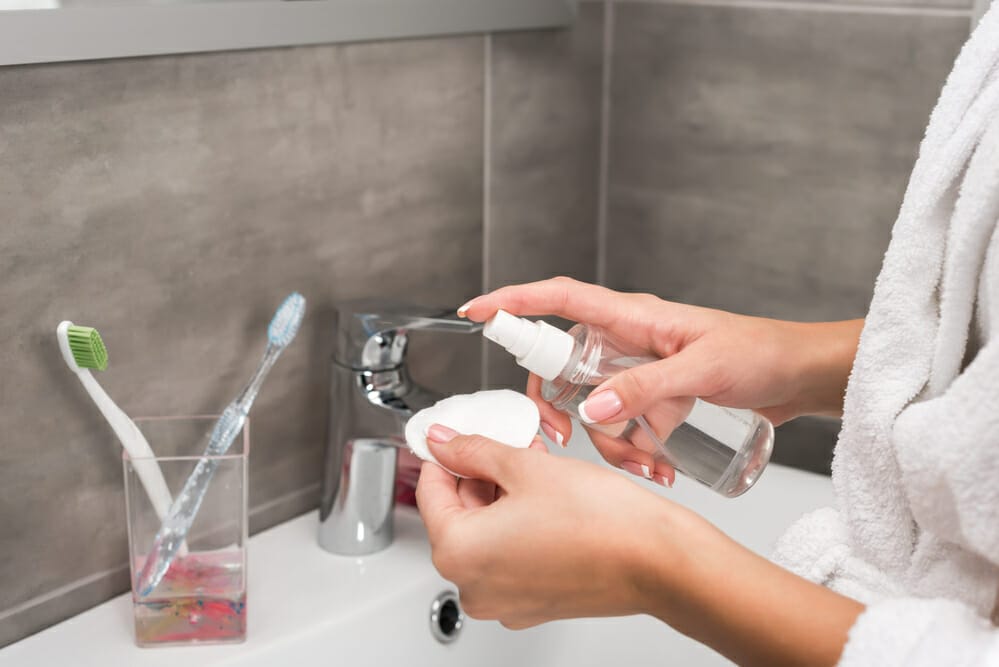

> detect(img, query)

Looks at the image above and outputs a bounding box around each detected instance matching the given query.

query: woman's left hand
[415,424,708,628]
[416,426,865,666]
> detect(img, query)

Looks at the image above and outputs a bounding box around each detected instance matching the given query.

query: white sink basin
[0,436,833,667]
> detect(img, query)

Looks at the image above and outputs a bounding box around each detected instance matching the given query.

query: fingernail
[578,390,623,424]
[426,423,459,443]
[653,466,676,488]
[540,421,565,448]
[456,298,480,317]
[620,461,652,480]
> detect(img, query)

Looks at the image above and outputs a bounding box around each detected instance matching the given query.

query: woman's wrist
[782,319,863,419]
[624,498,726,623]
[630,499,864,666]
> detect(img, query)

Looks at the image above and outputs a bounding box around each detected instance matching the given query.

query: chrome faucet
[317,300,481,556]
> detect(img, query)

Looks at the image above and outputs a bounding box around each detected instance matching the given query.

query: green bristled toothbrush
[57,322,178,529]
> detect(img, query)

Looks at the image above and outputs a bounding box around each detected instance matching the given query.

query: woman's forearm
[635,509,864,666]
[785,319,864,419]
[633,318,864,664]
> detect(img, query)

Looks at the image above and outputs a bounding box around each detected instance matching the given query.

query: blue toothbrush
[136,293,306,597]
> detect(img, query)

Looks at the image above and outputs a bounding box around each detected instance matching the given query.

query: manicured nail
[426,423,459,443]
[653,465,676,488]
[578,390,623,424]
[620,461,652,480]
[540,421,565,448]
[456,298,480,317]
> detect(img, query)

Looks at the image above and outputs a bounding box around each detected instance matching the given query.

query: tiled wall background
[603,2,969,473]
[0,0,974,647]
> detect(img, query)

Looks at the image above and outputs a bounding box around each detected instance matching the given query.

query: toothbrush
[135,292,306,597]
[57,322,181,541]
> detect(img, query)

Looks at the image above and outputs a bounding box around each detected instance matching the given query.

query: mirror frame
[0,0,576,66]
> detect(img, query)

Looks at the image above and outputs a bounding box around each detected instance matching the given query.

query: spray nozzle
[482,310,575,381]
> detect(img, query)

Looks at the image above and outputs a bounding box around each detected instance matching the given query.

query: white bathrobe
[772,4,999,665]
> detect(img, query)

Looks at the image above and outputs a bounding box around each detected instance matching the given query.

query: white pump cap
[482,310,575,381]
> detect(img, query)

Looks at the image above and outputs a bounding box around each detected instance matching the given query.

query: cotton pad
[405,389,540,474]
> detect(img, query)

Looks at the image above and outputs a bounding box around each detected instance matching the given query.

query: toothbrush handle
[76,370,175,521]
[234,343,280,412]
[139,342,288,595]
[136,406,246,595]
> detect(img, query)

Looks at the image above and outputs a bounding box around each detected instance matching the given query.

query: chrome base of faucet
[318,438,398,556]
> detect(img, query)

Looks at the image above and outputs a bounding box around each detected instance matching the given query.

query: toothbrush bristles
[267,292,306,348]
[67,325,108,370]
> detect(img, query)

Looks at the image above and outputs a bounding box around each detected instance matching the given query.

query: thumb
[426,424,520,485]
[580,352,716,424]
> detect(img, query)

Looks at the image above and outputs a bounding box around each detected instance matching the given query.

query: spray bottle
[483,310,773,497]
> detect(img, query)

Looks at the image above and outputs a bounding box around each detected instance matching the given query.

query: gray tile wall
[0,7,608,645]
[604,2,970,471]
[0,0,978,647]
[0,39,486,646]
[485,3,605,388]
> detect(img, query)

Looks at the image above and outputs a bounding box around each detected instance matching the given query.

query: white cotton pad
[405,389,540,474]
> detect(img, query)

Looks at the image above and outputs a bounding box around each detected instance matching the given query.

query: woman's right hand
[459,277,861,483]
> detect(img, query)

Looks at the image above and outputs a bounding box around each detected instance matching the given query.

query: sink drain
[429,590,464,644]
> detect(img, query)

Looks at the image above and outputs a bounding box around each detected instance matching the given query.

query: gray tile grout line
[0,483,320,624]
[0,564,130,624]
[610,0,972,16]
[596,0,614,287]
[246,482,320,519]
[481,33,493,389]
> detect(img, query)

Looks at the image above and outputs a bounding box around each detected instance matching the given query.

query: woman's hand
[416,428,865,666]
[459,277,862,481]
[415,424,707,628]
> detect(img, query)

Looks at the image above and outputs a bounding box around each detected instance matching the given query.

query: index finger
[462,277,634,329]
[415,461,464,543]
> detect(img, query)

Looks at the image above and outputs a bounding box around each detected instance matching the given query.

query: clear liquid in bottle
[541,324,773,497]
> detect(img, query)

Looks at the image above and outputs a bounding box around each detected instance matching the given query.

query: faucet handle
[334,299,482,370]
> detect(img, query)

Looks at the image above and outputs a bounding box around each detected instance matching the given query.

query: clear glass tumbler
[123,415,249,647]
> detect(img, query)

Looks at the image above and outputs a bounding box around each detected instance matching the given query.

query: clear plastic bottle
[483,310,774,497]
